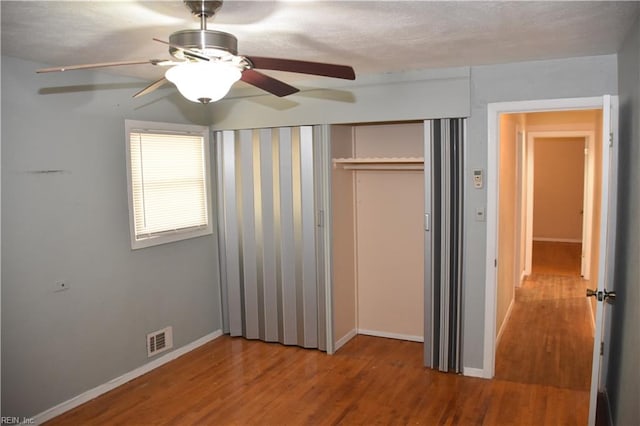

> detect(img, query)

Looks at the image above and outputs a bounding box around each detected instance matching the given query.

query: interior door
[587,95,618,426]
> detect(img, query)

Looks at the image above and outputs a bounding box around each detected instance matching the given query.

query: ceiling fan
[37,0,356,104]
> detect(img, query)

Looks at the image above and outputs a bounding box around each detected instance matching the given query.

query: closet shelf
[333,157,424,171]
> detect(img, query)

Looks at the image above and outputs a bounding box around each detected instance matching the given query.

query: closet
[331,122,425,349]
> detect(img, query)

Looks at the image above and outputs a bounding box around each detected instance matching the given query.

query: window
[125,120,212,249]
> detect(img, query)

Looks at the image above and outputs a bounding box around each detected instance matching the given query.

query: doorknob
[586,288,602,301]
[586,289,616,304]
[604,290,616,304]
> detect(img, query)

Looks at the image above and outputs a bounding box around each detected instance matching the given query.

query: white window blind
[126,120,212,249]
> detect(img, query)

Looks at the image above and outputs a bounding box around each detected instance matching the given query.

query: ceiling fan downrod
[184,0,223,30]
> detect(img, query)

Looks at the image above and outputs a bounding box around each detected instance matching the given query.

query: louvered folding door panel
[216,127,322,349]
[424,118,465,372]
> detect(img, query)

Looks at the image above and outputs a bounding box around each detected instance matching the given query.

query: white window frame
[125,119,213,249]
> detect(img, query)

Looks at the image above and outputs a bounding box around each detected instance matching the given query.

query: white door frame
[484,96,616,381]
[515,127,527,285]
[524,130,596,279]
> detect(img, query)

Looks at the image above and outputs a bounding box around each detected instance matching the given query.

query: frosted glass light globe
[166,61,242,104]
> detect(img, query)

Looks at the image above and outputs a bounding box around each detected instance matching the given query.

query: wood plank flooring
[495,241,593,418]
[47,334,588,425]
[46,241,593,425]
[495,274,593,390]
[531,241,582,276]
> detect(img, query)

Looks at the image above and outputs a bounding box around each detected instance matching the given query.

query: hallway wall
[496,113,522,338]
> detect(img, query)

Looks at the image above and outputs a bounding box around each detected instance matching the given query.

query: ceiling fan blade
[152,38,210,62]
[246,56,356,80]
[133,77,169,99]
[241,69,299,97]
[36,59,170,73]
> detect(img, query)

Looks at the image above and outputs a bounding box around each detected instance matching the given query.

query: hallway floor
[495,241,594,396]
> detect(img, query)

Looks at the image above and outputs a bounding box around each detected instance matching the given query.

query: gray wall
[1,56,222,418]
[464,54,618,368]
[609,16,640,425]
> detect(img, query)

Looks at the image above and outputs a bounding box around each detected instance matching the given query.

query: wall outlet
[54,280,69,292]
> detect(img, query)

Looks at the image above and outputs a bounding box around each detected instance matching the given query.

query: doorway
[485,96,619,426]
[494,113,601,394]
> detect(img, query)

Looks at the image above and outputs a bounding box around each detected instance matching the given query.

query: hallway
[495,241,594,392]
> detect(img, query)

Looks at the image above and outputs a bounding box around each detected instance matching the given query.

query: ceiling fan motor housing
[169,30,238,59]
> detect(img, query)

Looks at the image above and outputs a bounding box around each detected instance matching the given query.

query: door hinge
[609,132,613,147]
[600,342,604,356]
[494,259,497,267]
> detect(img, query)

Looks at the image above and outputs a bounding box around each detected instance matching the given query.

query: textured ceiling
[2,1,639,93]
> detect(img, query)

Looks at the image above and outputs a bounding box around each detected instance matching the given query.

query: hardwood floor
[46,242,593,425]
[495,274,593,390]
[531,241,582,276]
[47,333,588,425]
[495,241,593,420]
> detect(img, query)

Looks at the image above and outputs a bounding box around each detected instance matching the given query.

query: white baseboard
[357,328,423,343]
[334,329,358,352]
[462,367,486,378]
[520,271,528,285]
[532,237,582,243]
[496,298,515,347]
[33,329,223,424]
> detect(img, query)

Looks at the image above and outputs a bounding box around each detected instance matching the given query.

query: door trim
[484,96,608,379]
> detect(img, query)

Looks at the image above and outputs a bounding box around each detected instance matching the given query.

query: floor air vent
[147,326,173,357]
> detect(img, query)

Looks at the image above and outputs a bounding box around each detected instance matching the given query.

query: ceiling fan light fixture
[35,0,355,101]
[165,61,241,104]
